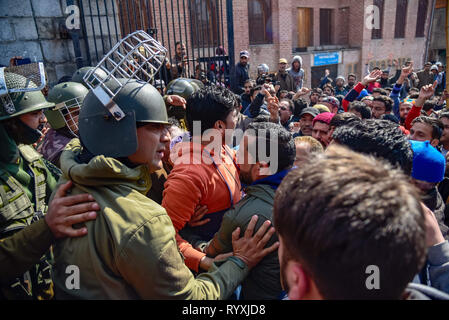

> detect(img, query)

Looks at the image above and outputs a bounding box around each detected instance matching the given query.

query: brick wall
[232,0,433,84]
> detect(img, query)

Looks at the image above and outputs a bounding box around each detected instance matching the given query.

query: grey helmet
[45,81,89,137]
[72,67,108,88]
[257,63,269,74]
[79,78,169,158]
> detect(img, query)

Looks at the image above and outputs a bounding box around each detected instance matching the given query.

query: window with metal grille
[191,0,220,48]
[248,0,273,45]
[320,9,333,45]
[415,0,428,37]
[371,0,384,39]
[394,0,408,38]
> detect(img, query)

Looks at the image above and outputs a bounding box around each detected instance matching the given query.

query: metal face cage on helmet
[45,82,89,137]
[79,30,170,158]
[82,30,168,122]
[0,63,53,121]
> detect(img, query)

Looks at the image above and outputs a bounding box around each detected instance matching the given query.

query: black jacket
[232,63,250,95]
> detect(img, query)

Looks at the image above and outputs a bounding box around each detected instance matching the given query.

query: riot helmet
[78,30,168,158]
[72,66,108,88]
[45,82,89,137]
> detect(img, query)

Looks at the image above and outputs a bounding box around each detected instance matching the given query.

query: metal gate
[68,0,234,89]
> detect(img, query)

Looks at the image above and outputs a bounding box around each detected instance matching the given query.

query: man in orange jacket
[163,85,242,273]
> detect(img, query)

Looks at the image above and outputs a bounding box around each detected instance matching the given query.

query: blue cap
[410,140,446,183]
[357,89,369,100]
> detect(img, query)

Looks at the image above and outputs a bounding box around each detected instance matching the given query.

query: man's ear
[286,262,310,300]
[214,120,226,131]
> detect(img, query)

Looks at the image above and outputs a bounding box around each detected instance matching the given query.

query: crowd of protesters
[2,36,449,301]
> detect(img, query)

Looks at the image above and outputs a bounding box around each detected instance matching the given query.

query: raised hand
[361,70,383,86]
[420,81,437,100]
[415,81,437,107]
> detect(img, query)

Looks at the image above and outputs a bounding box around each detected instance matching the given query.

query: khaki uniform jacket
[52,139,248,299]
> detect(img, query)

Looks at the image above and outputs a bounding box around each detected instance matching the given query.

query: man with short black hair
[323,83,335,97]
[163,85,243,273]
[410,116,443,148]
[274,145,445,299]
[332,119,414,175]
[309,88,322,107]
[371,95,394,119]
[348,101,371,119]
[241,79,254,111]
[278,99,294,130]
[170,41,189,80]
[346,73,357,91]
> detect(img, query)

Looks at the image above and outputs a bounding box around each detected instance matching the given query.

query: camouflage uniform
[0,69,59,299]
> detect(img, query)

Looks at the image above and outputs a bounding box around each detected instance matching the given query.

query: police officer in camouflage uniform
[52,77,278,299]
[0,71,62,299]
[39,82,89,167]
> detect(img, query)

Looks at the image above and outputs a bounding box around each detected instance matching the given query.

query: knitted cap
[313,112,335,126]
[410,140,446,183]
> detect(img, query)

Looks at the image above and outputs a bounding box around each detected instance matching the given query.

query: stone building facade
[0,0,438,88]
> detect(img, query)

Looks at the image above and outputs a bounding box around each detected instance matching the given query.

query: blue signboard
[313,52,340,66]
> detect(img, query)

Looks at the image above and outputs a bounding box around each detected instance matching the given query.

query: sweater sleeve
[390,83,402,120]
[405,102,422,130]
[342,82,366,112]
[248,93,265,118]
[162,166,206,272]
